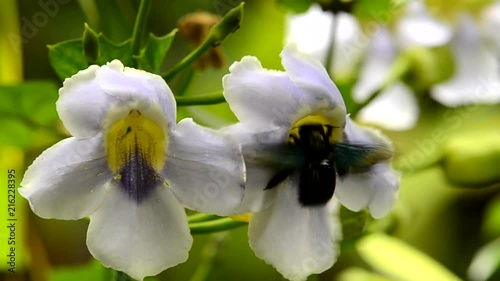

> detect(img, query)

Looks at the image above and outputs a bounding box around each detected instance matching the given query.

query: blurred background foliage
[0,0,499,280]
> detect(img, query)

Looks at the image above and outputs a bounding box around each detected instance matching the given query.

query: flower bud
[443,131,500,187]
[403,46,455,93]
[82,23,99,64]
[178,12,224,69]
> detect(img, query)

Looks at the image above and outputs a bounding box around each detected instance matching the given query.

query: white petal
[353,28,397,102]
[366,163,399,218]
[335,118,399,218]
[249,176,341,281]
[223,56,312,129]
[96,60,176,131]
[284,4,334,63]
[357,83,419,131]
[87,187,192,280]
[19,134,110,219]
[396,0,452,48]
[281,44,346,118]
[57,65,115,138]
[163,118,245,216]
[336,162,398,219]
[432,17,500,106]
[482,2,500,50]
[330,13,366,76]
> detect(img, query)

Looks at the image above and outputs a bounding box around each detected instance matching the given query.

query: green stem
[130,0,152,67]
[176,92,226,106]
[350,55,412,117]
[163,38,215,81]
[176,66,195,97]
[162,3,244,81]
[0,0,22,83]
[189,218,247,235]
[111,270,136,281]
[350,87,384,118]
[324,13,338,78]
[187,213,220,223]
[188,234,226,281]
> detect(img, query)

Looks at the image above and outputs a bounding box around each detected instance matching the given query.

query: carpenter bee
[264,124,392,206]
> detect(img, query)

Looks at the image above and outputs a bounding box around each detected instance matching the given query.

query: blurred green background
[1,0,499,280]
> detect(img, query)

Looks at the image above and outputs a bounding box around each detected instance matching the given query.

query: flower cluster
[19,45,398,281]
[286,0,500,131]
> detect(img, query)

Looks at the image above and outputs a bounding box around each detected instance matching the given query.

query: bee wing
[334,143,393,174]
[252,144,305,169]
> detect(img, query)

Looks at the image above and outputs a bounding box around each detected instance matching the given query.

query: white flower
[286,1,500,131]
[222,45,399,281]
[431,3,500,106]
[19,60,245,280]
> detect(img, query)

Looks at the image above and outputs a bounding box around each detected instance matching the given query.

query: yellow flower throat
[106,110,166,202]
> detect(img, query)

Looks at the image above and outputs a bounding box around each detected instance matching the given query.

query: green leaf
[0,81,60,148]
[48,24,135,80]
[136,30,177,74]
[0,81,58,124]
[52,259,110,281]
[340,207,369,239]
[357,233,463,281]
[443,131,500,187]
[338,267,396,281]
[277,0,313,13]
[48,39,88,80]
[353,0,405,25]
[96,35,133,66]
[483,195,500,239]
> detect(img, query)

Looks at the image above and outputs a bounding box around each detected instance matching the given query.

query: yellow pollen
[289,114,343,144]
[106,110,166,173]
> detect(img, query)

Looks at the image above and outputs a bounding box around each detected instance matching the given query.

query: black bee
[264,124,392,206]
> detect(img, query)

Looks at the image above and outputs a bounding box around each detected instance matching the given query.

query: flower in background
[19,60,245,280]
[431,1,500,106]
[285,1,500,131]
[223,45,399,281]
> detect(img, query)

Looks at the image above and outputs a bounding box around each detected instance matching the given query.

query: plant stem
[162,3,244,81]
[162,38,215,81]
[189,217,247,235]
[130,0,152,67]
[187,213,220,223]
[188,234,226,281]
[0,0,22,83]
[350,87,384,118]
[324,13,338,79]
[176,92,226,106]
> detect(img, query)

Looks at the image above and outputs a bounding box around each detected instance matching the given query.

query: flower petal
[482,2,500,50]
[57,65,115,138]
[87,187,192,280]
[336,162,399,218]
[357,82,419,131]
[353,28,397,102]
[281,44,346,119]
[19,134,110,219]
[249,176,341,281]
[163,118,245,216]
[431,17,500,106]
[96,60,176,130]
[223,55,311,128]
[223,123,289,212]
[335,118,399,218]
[284,4,334,63]
[396,0,452,48]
